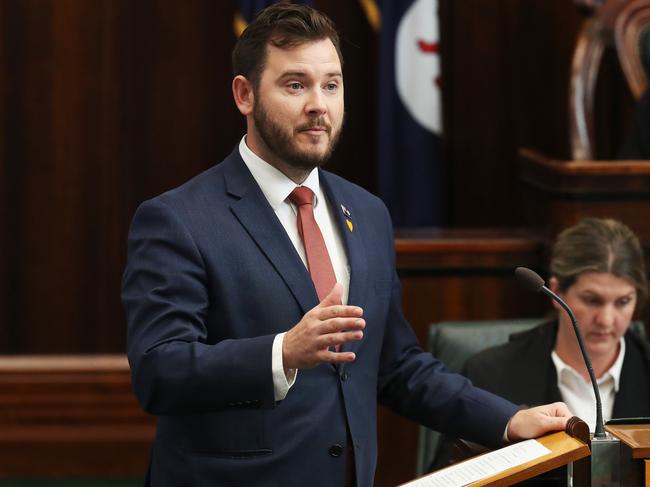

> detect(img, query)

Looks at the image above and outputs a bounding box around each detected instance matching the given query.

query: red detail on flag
[417,40,439,54]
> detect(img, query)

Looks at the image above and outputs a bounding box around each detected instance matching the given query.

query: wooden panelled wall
[0,0,378,354]
[1,0,595,353]
[0,1,634,486]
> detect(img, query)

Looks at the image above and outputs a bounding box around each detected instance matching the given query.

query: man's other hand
[506,402,573,442]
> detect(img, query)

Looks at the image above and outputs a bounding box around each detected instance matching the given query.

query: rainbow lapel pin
[341,204,353,232]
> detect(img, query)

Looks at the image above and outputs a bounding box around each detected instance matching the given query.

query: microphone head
[514,267,546,293]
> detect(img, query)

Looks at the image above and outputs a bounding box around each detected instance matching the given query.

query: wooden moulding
[394,227,545,272]
[518,148,650,248]
[606,424,650,459]
[0,354,154,478]
[519,148,650,195]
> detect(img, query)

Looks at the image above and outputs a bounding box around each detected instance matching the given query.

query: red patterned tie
[289,186,337,301]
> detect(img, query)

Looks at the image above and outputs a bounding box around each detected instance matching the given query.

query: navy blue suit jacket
[122,147,518,486]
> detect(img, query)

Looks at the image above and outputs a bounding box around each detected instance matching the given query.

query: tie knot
[289,186,315,207]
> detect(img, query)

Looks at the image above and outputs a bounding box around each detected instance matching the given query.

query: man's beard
[253,99,342,171]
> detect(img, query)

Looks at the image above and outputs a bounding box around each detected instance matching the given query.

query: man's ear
[548,276,562,311]
[232,75,254,116]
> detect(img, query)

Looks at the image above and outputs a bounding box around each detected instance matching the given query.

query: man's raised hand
[282,283,365,370]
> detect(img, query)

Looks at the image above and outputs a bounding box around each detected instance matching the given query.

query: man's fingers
[507,402,573,441]
[545,415,570,430]
[548,402,572,417]
[284,288,366,369]
[319,329,364,347]
[323,318,365,335]
[319,350,357,364]
[316,304,364,320]
[316,284,364,318]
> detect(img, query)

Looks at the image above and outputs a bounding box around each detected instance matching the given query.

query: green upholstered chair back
[415,318,546,476]
[415,318,647,476]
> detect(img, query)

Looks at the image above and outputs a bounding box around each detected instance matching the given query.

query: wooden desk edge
[470,432,590,486]
[397,431,589,487]
[606,424,650,459]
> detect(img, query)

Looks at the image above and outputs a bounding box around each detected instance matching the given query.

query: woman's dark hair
[232,3,342,89]
[551,218,648,307]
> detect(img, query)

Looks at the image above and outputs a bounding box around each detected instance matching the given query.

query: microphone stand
[537,279,624,487]
[514,266,606,438]
[539,285,606,438]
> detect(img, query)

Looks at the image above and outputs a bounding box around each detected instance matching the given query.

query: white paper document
[402,439,551,487]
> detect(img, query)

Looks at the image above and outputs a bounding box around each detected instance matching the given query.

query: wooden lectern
[519,149,650,245]
[605,422,650,486]
[403,417,650,485]
[400,417,591,486]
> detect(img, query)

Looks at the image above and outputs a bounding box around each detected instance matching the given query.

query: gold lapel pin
[341,205,353,232]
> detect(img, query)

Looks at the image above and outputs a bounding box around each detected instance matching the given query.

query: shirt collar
[608,337,626,391]
[551,337,626,391]
[238,135,322,210]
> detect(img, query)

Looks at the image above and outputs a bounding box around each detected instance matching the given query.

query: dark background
[3,0,624,354]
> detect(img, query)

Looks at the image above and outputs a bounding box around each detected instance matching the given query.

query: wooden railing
[0,355,154,478]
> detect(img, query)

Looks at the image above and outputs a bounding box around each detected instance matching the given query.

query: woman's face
[551,271,637,360]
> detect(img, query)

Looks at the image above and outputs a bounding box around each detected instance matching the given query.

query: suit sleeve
[374,205,517,449]
[122,198,276,415]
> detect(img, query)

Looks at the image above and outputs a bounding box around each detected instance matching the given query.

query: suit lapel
[511,323,562,406]
[612,333,650,417]
[223,152,318,315]
[320,171,368,357]
[223,156,370,358]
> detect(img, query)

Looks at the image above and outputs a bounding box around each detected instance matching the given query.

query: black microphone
[515,266,606,438]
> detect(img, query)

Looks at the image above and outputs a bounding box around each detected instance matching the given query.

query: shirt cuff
[272,332,297,401]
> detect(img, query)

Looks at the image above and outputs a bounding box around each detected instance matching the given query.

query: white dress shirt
[551,338,625,432]
[238,136,351,400]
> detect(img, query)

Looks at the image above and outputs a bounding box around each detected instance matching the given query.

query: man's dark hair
[232,3,343,89]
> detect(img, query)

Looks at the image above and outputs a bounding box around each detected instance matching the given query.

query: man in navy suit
[122,4,572,486]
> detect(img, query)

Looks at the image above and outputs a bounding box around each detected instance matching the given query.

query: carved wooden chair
[570,0,630,160]
[615,0,650,99]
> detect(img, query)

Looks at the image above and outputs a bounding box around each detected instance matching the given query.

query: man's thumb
[320,282,342,305]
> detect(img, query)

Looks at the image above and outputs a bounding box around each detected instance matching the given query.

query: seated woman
[466,218,650,433]
[429,218,650,476]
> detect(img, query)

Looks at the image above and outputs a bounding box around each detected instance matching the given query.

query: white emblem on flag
[395,0,441,135]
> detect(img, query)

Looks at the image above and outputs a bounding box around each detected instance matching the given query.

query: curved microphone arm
[515,266,606,438]
[540,285,606,438]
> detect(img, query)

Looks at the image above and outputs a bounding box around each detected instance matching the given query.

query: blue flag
[234,1,314,36]
[377,0,443,226]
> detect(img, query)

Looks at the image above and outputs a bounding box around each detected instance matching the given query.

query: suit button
[329,444,343,458]
[340,371,349,381]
